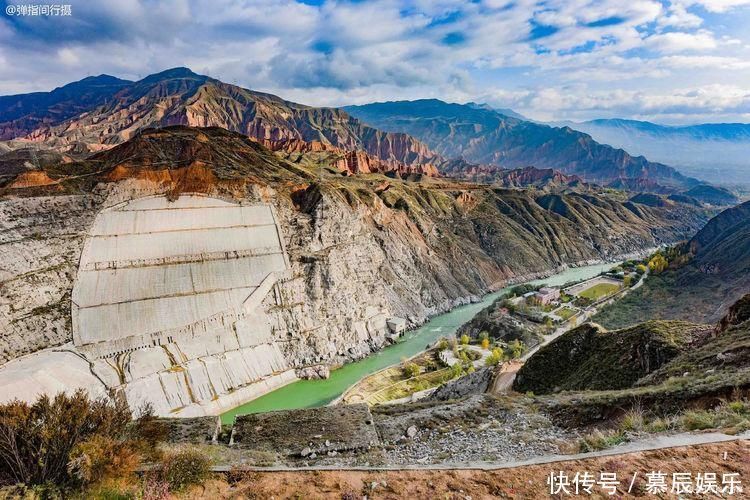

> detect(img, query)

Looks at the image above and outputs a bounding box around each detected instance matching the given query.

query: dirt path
[188,438,750,499]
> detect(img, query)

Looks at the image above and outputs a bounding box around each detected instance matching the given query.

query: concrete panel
[76,288,255,343]
[74,254,285,306]
[69,195,293,416]
[91,206,276,236]
[83,225,282,265]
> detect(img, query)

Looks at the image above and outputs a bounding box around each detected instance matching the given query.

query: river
[220,262,615,423]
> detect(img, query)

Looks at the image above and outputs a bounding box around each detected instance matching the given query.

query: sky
[2,0,750,124]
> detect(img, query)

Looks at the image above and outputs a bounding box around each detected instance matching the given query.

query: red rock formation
[256,137,439,177]
[7,170,58,189]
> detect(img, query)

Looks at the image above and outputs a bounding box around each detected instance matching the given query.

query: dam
[0,194,299,417]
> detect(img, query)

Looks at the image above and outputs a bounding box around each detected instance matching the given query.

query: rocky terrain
[517,294,750,427]
[176,440,750,499]
[594,200,750,327]
[0,124,713,415]
[0,126,710,364]
[0,68,439,178]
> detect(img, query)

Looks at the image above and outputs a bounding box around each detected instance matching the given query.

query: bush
[402,362,421,378]
[681,410,715,431]
[509,340,525,359]
[68,434,139,485]
[619,408,644,432]
[0,390,132,487]
[460,334,470,345]
[0,391,168,493]
[485,348,503,367]
[157,448,211,492]
[578,429,628,453]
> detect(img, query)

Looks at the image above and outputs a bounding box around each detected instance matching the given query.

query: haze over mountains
[555,118,750,188]
[0,67,736,201]
[345,99,700,192]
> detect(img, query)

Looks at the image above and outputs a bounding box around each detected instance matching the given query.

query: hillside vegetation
[594,200,750,327]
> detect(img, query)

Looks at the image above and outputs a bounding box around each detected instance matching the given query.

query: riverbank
[220,261,619,424]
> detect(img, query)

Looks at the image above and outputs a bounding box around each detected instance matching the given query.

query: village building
[535,286,561,305]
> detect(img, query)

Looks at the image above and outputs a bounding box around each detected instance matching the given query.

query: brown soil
[182,440,750,499]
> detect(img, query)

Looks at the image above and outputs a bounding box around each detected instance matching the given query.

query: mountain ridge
[345,99,701,192]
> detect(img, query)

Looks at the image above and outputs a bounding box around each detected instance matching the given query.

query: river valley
[220,261,616,423]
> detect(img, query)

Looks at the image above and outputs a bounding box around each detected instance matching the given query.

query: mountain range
[0,68,726,198]
[557,118,750,187]
[345,99,700,192]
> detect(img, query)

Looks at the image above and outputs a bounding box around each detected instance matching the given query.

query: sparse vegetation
[403,362,421,378]
[154,447,212,492]
[0,390,169,496]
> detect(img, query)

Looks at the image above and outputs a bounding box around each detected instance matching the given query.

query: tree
[460,334,470,345]
[636,264,648,274]
[509,340,524,359]
[485,347,504,367]
[623,275,632,287]
[403,362,420,378]
[481,337,490,350]
[648,253,668,274]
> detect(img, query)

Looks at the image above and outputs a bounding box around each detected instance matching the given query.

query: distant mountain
[465,102,528,120]
[558,118,750,187]
[0,75,131,140]
[0,68,439,177]
[345,99,700,192]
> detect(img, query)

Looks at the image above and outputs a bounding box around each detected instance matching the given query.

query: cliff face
[0,127,711,413]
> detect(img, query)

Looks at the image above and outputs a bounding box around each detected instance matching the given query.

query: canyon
[0,125,711,416]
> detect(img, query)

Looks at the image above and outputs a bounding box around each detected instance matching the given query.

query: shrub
[681,410,715,431]
[437,338,450,350]
[68,434,139,485]
[509,340,524,359]
[402,362,420,378]
[578,429,627,453]
[460,334,470,345]
[485,348,503,367]
[0,390,132,487]
[157,448,211,492]
[619,408,644,432]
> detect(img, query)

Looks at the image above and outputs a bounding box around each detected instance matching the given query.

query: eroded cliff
[0,126,712,415]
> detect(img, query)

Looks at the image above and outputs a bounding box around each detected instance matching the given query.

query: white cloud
[1,0,749,123]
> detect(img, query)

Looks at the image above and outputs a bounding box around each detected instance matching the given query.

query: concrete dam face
[68,194,296,416]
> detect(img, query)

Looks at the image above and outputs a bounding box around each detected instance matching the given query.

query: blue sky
[2,0,750,123]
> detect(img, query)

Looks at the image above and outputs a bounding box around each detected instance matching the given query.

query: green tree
[460,334,470,345]
[485,347,504,367]
[509,340,524,359]
[403,362,420,378]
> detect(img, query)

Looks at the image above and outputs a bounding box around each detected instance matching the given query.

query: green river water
[220,262,615,424]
